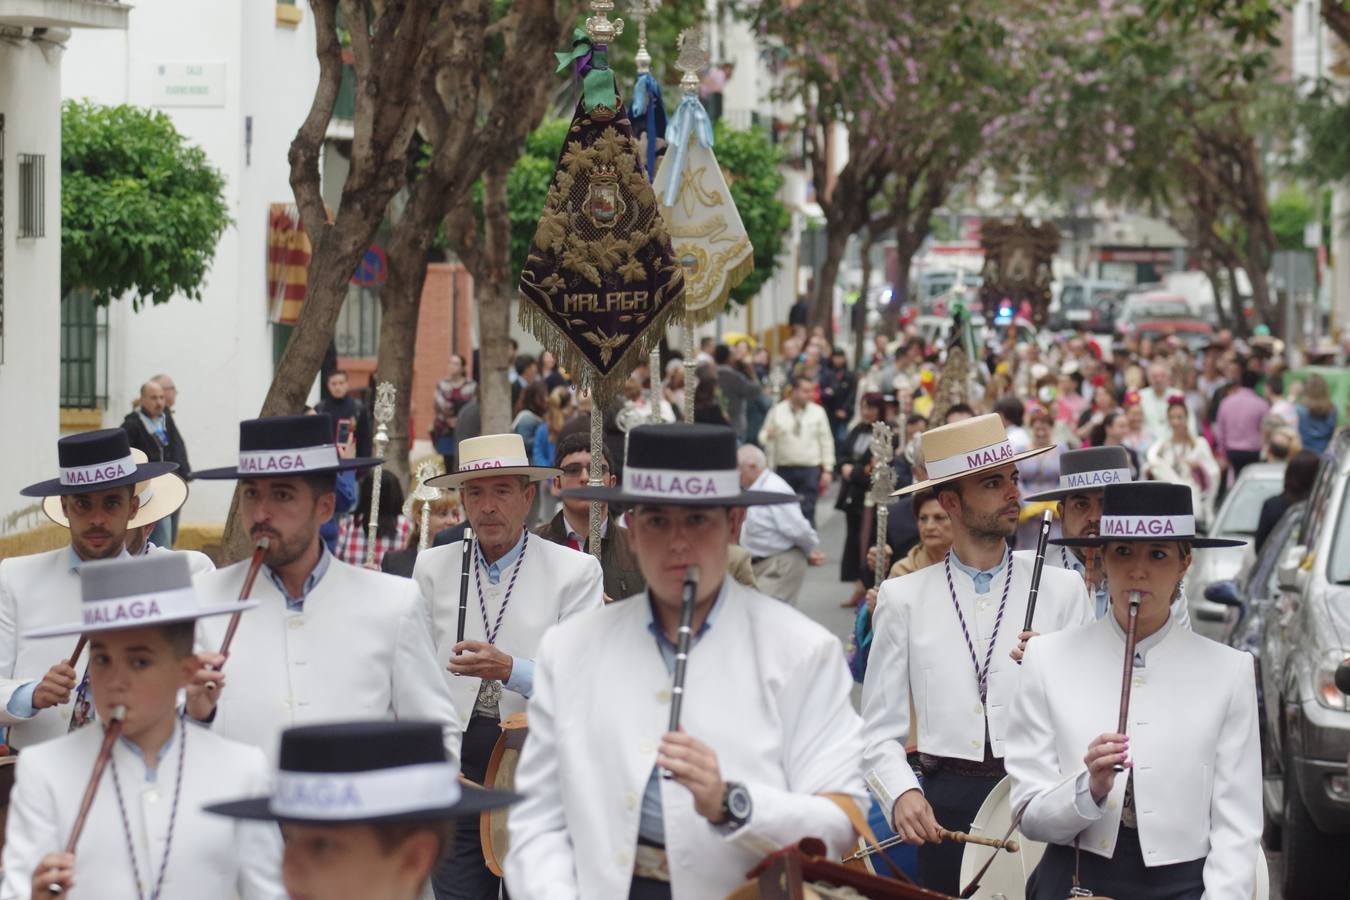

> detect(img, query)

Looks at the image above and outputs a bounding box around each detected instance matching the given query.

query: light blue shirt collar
[644,575,729,653]
[478,529,527,585]
[264,540,332,610]
[65,546,131,572]
[949,549,1009,595]
[1106,602,1174,667]
[119,725,176,782]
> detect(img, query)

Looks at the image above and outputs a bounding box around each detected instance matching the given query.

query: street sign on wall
[151,62,227,108]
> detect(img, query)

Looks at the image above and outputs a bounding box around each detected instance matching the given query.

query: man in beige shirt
[758,376,835,525]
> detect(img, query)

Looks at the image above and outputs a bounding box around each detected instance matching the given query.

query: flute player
[506,424,867,900]
[1006,482,1261,899]
[860,413,1091,895]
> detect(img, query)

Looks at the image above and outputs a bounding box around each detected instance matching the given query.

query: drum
[480,712,528,877]
[958,776,1043,900]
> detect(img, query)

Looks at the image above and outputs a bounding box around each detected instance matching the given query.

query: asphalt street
[794,487,1283,898]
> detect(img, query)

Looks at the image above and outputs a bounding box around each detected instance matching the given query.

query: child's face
[89,627,196,739]
[280,823,439,900]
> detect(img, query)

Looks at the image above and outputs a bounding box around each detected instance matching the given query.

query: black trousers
[433,715,504,900]
[1027,826,1205,900]
[628,876,672,900]
[777,465,821,526]
[916,770,1003,896]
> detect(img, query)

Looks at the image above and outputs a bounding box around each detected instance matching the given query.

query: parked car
[1049,278,1127,333]
[1188,462,1285,638]
[1113,291,1213,347]
[1260,431,1350,897]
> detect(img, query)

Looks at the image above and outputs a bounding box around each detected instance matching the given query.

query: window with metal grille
[334,285,381,358]
[17,153,43,238]
[60,290,109,408]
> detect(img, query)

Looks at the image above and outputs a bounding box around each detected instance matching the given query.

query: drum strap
[823,793,913,884]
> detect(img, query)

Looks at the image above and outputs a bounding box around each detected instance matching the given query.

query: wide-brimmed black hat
[194,414,382,480]
[564,423,796,507]
[204,721,517,824]
[25,552,257,640]
[21,429,178,498]
[1052,482,1245,549]
[1023,446,1133,503]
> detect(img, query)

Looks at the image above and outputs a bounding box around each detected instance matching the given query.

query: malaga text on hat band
[459,454,530,473]
[60,453,138,488]
[923,439,1016,480]
[622,466,741,499]
[82,585,198,628]
[237,445,339,475]
[1100,514,1196,539]
[1059,468,1131,491]
[270,762,462,820]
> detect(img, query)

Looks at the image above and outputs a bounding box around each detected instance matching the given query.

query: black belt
[917,752,1006,779]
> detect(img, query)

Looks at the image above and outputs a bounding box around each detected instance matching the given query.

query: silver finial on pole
[868,421,897,587]
[364,381,396,568]
[629,0,660,74]
[674,26,709,98]
[585,0,624,45]
[411,461,444,553]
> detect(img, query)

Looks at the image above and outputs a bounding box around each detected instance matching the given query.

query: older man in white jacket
[507,424,867,900]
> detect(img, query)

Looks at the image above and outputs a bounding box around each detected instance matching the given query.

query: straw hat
[427,434,560,489]
[892,413,1054,497]
[43,448,188,530]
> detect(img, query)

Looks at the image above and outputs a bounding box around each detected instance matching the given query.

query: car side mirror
[1278,544,1309,595]
[1204,580,1240,607]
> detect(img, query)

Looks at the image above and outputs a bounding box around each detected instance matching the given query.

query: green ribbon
[555,27,617,115]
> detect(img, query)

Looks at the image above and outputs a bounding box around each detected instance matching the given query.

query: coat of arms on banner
[518,88,684,398]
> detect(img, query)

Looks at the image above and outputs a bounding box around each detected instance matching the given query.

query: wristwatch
[720,782,753,829]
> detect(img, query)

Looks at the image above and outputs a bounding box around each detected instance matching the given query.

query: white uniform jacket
[412,535,603,722]
[1013,547,1193,631]
[1005,616,1261,900]
[0,549,90,748]
[146,544,216,577]
[861,553,1091,819]
[505,578,866,900]
[1,720,284,900]
[195,557,462,767]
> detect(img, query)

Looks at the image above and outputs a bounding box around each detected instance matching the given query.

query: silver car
[1189,462,1285,638]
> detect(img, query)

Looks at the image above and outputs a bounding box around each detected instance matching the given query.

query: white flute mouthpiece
[1128,590,1142,607]
[255,536,270,551]
[110,704,128,722]
[464,528,474,543]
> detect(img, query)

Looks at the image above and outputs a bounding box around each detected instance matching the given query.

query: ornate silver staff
[648,346,663,424]
[411,461,443,552]
[869,420,896,587]
[672,30,707,425]
[364,381,396,567]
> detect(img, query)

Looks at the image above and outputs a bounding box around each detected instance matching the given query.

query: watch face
[727,784,752,820]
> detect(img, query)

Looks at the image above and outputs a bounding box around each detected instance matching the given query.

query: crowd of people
[2,308,1339,899]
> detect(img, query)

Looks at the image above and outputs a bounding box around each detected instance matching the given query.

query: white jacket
[861,553,1091,819]
[1,720,284,900]
[1005,615,1261,900]
[412,534,603,722]
[505,578,866,900]
[0,548,91,748]
[195,556,462,767]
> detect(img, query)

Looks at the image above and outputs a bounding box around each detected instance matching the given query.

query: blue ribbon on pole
[630,73,665,182]
[661,94,714,208]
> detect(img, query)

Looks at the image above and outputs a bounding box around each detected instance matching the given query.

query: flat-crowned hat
[194,414,382,480]
[21,429,178,498]
[1052,482,1245,549]
[892,413,1054,497]
[427,433,560,489]
[23,552,256,640]
[563,423,796,507]
[204,721,517,824]
[1022,446,1133,503]
[43,448,189,530]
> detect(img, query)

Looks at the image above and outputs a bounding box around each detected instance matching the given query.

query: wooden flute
[841,828,1020,863]
[216,537,270,664]
[1114,590,1142,772]
[662,565,698,780]
[48,704,127,895]
[456,529,475,645]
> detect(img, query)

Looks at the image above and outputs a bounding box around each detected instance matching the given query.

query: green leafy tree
[60,100,229,308]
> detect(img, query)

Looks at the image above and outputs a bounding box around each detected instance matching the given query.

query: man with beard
[1016,446,1190,636]
[0,429,178,747]
[861,414,1091,895]
[187,415,462,767]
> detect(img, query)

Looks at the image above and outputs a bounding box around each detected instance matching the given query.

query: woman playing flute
[1004,482,1262,900]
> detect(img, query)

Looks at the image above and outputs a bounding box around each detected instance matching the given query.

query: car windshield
[1061,284,1087,309]
[1327,482,1350,584]
[1213,474,1284,535]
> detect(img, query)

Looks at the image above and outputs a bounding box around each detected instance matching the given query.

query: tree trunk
[477,162,515,435]
[813,223,850,343]
[1199,258,1230,331]
[853,233,875,366]
[1224,264,1248,337]
[1245,259,1276,332]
